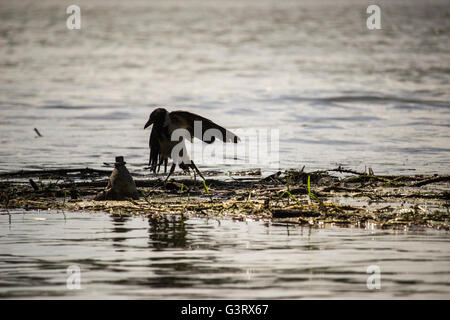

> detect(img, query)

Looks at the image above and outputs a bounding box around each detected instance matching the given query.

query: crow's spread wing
[148,126,170,173]
[170,111,240,144]
[148,128,160,172]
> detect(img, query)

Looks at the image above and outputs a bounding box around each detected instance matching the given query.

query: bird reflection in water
[108,213,189,250]
[110,213,132,249]
[147,215,189,250]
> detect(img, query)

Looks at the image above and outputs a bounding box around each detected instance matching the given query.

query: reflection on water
[147,215,189,250]
[0,210,449,299]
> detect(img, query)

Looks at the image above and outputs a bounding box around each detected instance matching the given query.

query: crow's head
[144,108,169,129]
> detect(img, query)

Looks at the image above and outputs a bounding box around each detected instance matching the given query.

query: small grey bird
[144,108,240,181]
[94,156,140,200]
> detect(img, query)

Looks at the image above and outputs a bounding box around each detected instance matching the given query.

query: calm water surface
[0,0,449,174]
[0,211,449,299]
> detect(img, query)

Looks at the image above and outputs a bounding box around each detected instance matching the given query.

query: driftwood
[411,176,450,187]
[0,167,112,178]
[1,167,449,230]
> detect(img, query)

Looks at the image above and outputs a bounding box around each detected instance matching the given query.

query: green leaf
[203,180,209,194]
[307,175,319,201]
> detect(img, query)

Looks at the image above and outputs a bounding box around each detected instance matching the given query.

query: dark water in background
[0,0,449,174]
[0,211,449,299]
[0,1,450,300]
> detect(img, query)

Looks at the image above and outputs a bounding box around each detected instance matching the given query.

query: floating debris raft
[0,167,449,230]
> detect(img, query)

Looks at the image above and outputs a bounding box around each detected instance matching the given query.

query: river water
[0,211,449,299]
[0,0,449,174]
[0,0,449,299]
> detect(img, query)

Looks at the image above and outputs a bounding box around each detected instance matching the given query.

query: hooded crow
[144,108,240,182]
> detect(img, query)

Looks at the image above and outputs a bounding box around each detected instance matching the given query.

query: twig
[29,179,39,191]
[34,128,43,137]
[327,166,366,175]
[0,168,112,178]
[412,176,450,187]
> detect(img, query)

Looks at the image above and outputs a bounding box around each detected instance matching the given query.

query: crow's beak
[144,119,153,129]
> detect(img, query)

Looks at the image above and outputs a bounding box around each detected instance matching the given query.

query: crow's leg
[190,161,205,181]
[164,163,176,183]
[164,159,168,173]
[157,157,164,173]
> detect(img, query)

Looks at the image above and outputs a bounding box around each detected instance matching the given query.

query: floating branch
[0,167,112,178]
[34,128,43,137]
[0,167,448,230]
[411,176,450,187]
